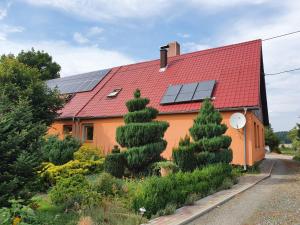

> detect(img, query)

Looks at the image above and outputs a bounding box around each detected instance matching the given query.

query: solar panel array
[46,69,111,94]
[160,80,215,105]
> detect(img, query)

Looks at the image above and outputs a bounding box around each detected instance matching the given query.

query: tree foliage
[0,52,63,207]
[41,135,81,165]
[0,96,46,206]
[264,125,280,151]
[17,48,61,80]
[173,99,232,171]
[288,124,300,151]
[116,89,169,173]
[0,57,63,126]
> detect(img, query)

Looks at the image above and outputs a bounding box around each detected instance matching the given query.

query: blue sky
[0,0,300,131]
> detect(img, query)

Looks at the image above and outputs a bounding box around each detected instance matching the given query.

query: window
[83,124,94,142]
[254,122,257,148]
[257,124,260,148]
[107,88,122,98]
[63,125,73,136]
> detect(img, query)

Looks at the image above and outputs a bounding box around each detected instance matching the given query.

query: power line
[262,30,300,41]
[265,67,300,76]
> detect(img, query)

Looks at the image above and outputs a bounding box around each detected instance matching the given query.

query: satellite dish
[230,113,246,129]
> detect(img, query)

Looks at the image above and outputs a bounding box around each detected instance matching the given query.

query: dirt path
[188,156,300,225]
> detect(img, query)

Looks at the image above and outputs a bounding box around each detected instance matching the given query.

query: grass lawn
[32,194,79,225]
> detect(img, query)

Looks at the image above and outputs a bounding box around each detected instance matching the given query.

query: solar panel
[192,80,215,101]
[46,69,111,94]
[160,84,182,104]
[160,80,215,105]
[175,82,198,103]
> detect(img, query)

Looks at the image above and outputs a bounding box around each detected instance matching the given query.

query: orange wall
[48,111,265,166]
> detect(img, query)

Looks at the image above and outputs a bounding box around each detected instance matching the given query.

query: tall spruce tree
[116,89,169,173]
[173,99,232,171]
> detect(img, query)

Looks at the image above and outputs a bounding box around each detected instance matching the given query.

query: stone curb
[146,160,276,225]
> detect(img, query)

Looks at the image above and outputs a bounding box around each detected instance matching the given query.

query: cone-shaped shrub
[173,99,232,171]
[116,89,169,173]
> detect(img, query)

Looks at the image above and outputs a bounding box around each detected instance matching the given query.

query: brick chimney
[160,41,180,71]
[167,41,180,57]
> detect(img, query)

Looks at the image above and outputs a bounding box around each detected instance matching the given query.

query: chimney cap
[160,44,169,50]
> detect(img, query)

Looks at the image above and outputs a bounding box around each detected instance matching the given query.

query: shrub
[179,135,191,147]
[265,126,280,151]
[41,135,81,165]
[39,159,105,185]
[173,99,232,171]
[131,163,233,218]
[116,89,169,174]
[49,175,101,210]
[104,151,126,178]
[125,141,167,171]
[90,173,124,196]
[74,144,103,161]
[0,199,38,225]
[172,146,197,172]
[154,161,179,171]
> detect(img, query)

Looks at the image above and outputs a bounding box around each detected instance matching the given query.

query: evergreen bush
[49,174,101,210]
[104,149,126,178]
[116,89,169,173]
[74,144,103,161]
[41,135,81,165]
[131,163,233,218]
[172,99,232,171]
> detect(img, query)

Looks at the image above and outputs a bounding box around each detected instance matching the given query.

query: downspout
[243,108,248,171]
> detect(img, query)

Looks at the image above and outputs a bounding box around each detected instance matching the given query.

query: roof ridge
[111,39,261,69]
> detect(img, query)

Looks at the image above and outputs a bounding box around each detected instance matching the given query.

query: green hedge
[131,163,233,218]
[116,121,169,147]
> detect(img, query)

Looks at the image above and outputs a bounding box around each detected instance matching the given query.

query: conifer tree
[116,89,169,173]
[173,99,232,171]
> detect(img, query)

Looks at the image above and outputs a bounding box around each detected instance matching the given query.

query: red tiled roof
[58,40,262,119]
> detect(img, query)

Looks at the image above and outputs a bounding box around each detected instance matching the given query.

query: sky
[0,0,299,131]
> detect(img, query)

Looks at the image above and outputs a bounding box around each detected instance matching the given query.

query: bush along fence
[173,99,233,171]
[105,89,169,176]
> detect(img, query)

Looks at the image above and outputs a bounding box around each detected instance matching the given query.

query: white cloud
[0,8,7,20]
[0,39,134,75]
[22,0,274,21]
[87,26,104,37]
[216,0,300,131]
[177,33,191,39]
[73,26,104,44]
[22,0,173,21]
[0,25,24,41]
[73,32,89,44]
[182,42,211,53]
[188,0,272,10]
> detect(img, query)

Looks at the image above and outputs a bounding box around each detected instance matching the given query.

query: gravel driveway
[188,156,300,225]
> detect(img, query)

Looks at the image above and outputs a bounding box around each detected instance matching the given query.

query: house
[47,40,269,166]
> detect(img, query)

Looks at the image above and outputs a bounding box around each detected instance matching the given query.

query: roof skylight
[107,88,122,98]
